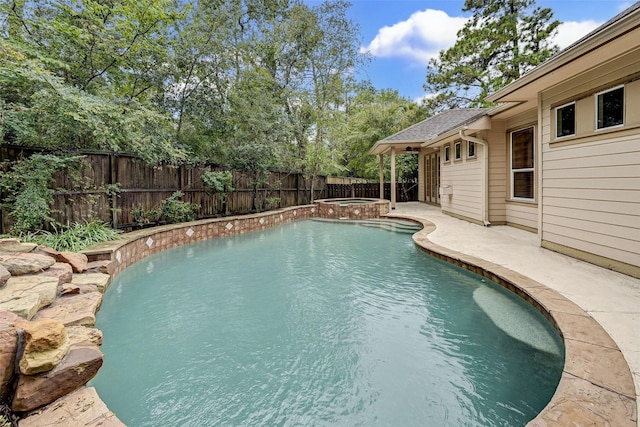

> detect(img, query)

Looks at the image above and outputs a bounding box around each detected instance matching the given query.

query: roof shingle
[380,108,488,143]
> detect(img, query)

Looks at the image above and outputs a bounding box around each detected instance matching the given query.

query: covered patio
[368,108,490,210]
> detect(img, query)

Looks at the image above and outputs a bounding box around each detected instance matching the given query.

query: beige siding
[485,123,507,224]
[506,203,538,230]
[541,73,640,268]
[440,143,482,222]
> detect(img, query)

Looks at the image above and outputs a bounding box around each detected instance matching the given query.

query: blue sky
[321,0,635,102]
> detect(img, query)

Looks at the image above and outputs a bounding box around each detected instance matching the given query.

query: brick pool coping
[75,203,635,426]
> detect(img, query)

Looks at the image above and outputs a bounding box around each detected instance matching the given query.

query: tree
[341,82,427,179]
[424,0,560,110]
[0,1,187,162]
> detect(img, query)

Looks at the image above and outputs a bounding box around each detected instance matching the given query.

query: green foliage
[156,191,199,224]
[201,170,234,201]
[340,83,427,179]
[21,219,120,252]
[104,183,122,198]
[129,191,199,226]
[424,0,560,110]
[0,154,85,235]
[264,197,281,209]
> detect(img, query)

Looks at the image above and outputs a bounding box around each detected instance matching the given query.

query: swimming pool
[91,220,564,426]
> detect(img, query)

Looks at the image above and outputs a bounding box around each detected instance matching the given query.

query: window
[454,141,462,160]
[555,102,575,137]
[510,127,534,200]
[444,145,450,162]
[467,141,476,158]
[596,86,624,130]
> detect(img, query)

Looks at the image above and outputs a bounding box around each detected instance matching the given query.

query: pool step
[357,220,422,234]
[312,218,421,234]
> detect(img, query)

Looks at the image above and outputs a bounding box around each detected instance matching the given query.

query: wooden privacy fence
[0,145,417,233]
[326,182,418,202]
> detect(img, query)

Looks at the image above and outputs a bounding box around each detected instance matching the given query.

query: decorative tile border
[84,201,391,277]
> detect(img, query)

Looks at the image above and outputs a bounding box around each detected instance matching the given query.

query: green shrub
[201,169,234,201]
[158,191,199,224]
[0,154,84,235]
[21,219,120,252]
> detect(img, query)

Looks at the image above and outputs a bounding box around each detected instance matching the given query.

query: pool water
[91,220,564,426]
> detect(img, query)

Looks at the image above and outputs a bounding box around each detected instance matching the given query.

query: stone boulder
[36,262,73,286]
[0,239,37,253]
[14,319,70,375]
[0,276,59,320]
[0,265,9,288]
[86,259,116,276]
[17,386,125,427]
[56,252,88,273]
[12,345,104,412]
[66,326,103,347]
[32,245,59,259]
[71,273,111,293]
[0,252,56,276]
[33,291,103,327]
[0,311,21,400]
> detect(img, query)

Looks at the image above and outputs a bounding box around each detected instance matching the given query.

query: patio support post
[379,154,385,199]
[390,147,396,209]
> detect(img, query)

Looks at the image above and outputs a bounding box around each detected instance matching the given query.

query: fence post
[109,154,118,229]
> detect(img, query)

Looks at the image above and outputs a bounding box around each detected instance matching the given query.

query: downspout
[459,129,491,226]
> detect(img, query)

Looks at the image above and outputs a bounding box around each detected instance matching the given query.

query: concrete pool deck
[388,202,640,426]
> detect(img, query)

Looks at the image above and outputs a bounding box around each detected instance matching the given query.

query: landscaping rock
[0,239,37,253]
[32,245,59,259]
[57,252,88,273]
[86,259,115,275]
[33,291,103,328]
[15,319,69,375]
[0,311,20,400]
[17,386,125,427]
[66,326,103,347]
[0,265,9,288]
[0,252,56,276]
[71,273,111,293]
[0,276,59,320]
[37,262,73,286]
[12,345,104,412]
[61,284,80,296]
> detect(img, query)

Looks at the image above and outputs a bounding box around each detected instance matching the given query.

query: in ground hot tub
[315,198,390,219]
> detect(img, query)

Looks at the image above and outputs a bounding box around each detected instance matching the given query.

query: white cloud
[553,20,603,49]
[363,7,607,67]
[360,9,468,64]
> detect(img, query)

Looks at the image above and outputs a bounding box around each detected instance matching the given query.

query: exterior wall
[539,54,640,276]
[504,110,539,231]
[485,122,507,224]
[439,139,483,223]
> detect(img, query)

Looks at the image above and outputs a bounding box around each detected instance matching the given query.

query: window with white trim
[467,141,476,158]
[596,85,624,130]
[444,145,450,162]
[510,127,534,201]
[555,102,575,138]
[454,141,462,160]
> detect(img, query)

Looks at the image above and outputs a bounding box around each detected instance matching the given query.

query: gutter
[459,129,491,226]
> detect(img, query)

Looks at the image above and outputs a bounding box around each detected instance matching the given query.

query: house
[369,2,640,278]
